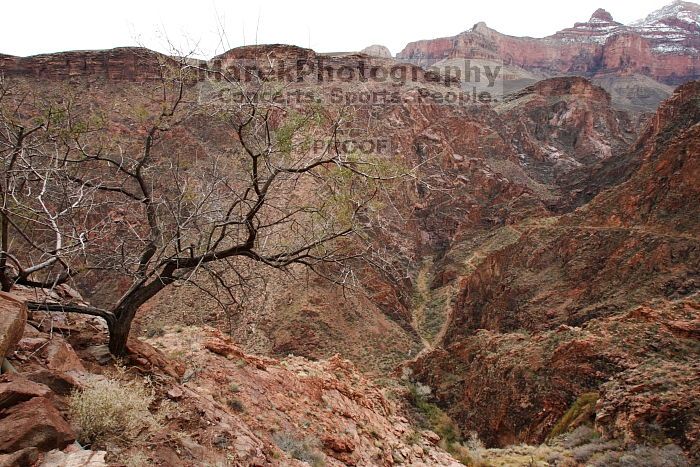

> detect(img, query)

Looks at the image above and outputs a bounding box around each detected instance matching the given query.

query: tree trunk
[108,300,143,357]
[0,213,12,292]
[106,269,178,356]
[0,273,11,292]
[108,317,132,356]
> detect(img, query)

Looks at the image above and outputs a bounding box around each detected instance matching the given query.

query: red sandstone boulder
[0,374,52,409]
[0,397,75,453]
[204,336,244,358]
[127,338,185,379]
[0,292,27,359]
[42,337,86,374]
[24,370,81,396]
[0,447,39,467]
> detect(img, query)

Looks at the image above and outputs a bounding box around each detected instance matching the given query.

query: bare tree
[0,78,94,293]
[0,57,398,356]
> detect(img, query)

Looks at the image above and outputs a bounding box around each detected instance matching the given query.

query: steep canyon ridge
[0,1,698,466]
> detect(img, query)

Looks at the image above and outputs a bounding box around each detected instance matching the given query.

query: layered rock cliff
[0,47,167,81]
[398,2,700,86]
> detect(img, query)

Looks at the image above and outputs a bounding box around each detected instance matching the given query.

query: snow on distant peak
[550,8,624,43]
[548,1,700,54]
[625,1,700,53]
[631,0,700,29]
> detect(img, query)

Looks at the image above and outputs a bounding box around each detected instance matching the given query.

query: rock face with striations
[0,47,167,81]
[398,2,700,85]
[497,77,635,188]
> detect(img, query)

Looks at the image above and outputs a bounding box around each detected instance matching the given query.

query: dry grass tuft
[69,375,160,447]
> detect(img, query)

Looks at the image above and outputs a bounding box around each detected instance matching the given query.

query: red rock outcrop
[439,81,699,340]
[0,397,75,453]
[143,326,463,466]
[552,9,622,42]
[631,1,700,54]
[0,374,52,409]
[1,305,464,465]
[399,22,603,74]
[498,77,635,196]
[569,80,700,232]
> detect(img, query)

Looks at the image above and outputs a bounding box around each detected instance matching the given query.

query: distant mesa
[590,8,615,23]
[360,44,393,58]
[472,22,490,33]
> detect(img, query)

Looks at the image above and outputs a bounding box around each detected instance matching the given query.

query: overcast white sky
[0,0,682,57]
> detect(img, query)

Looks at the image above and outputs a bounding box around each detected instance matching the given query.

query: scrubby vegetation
[548,391,599,439]
[69,374,162,447]
[226,397,245,412]
[404,378,487,465]
[271,431,325,466]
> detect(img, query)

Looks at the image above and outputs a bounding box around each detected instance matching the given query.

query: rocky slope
[407,81,700,461]
[410,297,699,458]
[4,289,694,466]
[495,77,636,199]
[0,290,465,465]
